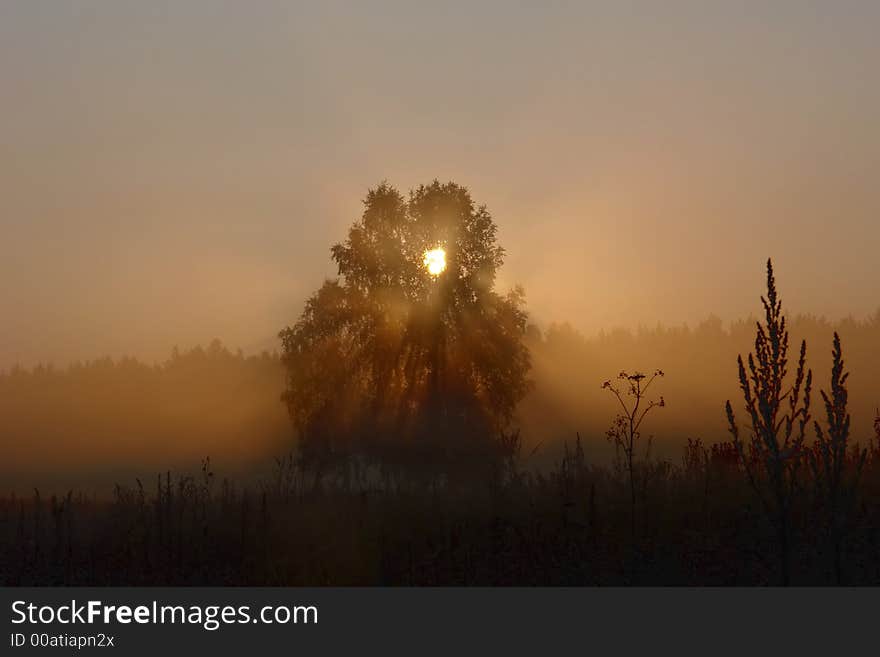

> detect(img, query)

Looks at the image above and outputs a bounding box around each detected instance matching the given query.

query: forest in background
[0,341,288,492]
[3,311,879,495]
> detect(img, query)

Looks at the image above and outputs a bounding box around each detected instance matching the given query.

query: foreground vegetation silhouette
[2,183,880,585]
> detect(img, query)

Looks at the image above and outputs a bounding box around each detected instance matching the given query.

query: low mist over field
[2,2,880,586]
[4,311,878,494]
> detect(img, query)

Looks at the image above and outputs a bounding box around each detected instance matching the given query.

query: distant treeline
[521,311,880,463]
[3,313,879,492]
[0,340,289,492]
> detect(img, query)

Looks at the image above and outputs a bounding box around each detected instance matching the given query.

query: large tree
[279,181,531,481]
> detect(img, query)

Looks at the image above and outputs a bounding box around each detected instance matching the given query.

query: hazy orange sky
[2,1,878,369]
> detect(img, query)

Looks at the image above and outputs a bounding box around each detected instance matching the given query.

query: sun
[423,247,447,276]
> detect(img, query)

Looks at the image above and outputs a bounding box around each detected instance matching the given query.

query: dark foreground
[3,438,880,586]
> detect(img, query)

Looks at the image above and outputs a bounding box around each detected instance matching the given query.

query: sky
[2,0,879,369]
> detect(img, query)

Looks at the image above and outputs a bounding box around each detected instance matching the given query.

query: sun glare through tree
[423,247,447,276]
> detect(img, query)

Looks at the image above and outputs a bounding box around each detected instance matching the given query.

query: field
[3,419,880,586]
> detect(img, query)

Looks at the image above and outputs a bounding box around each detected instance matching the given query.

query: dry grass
[3,438,880,586]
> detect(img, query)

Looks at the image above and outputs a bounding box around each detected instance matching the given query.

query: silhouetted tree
[726,259,812,585]
[279,181,531,485]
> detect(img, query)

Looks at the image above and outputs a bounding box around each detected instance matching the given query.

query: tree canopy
[279,181,531,480]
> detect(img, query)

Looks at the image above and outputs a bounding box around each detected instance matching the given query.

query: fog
[2,2,879,493]
[4,312,879,494]
[2,1,880,370]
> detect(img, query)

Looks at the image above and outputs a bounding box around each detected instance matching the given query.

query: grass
[3,432,880,586]
[3,261,879,586]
